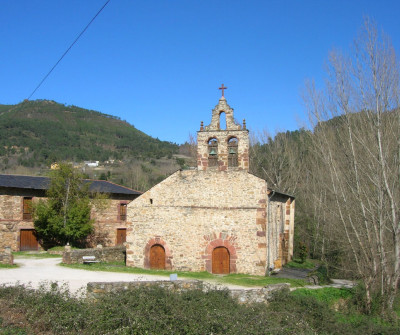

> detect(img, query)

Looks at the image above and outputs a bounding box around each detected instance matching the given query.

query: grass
[285,258,319,269]
[291,287,353,305]
[47,246,80,252]
[12,251,62,259]
[222,273,307,287]
[0,263,18,269]
[60,262,308,287]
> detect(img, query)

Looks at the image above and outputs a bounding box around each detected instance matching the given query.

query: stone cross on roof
[219,84,227,98]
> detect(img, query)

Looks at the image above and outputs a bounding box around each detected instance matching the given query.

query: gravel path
[0,258,255,293]
[0,258,355,294]
[0,257,169,293]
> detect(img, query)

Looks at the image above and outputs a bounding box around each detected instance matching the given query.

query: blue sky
[1,0,400,144]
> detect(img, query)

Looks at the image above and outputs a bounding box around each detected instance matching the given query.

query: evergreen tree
[34,163,93,248]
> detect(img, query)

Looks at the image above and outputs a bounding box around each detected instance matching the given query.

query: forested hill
[0,100,178,166]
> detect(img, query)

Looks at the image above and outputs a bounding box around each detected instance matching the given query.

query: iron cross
[219,84,227,97]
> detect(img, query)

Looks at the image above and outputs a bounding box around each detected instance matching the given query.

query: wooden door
[116,228,126,245]
[150,244,165,269]
[212,247,230,274]
[20,229,38,251]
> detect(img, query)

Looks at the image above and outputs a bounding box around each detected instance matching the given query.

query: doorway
[116,228,126,245]
[149,244,165,269]
[20,229,38,251]
[212,246,230,274]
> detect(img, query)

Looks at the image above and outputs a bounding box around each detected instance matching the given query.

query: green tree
[34,163,93,248]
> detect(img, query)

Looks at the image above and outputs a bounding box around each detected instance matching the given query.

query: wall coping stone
[86,280,290,305]
[63,245,126,264]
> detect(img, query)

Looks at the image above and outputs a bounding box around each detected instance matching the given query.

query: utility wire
[27,0,111,100]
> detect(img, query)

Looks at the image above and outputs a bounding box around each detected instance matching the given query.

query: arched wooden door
[212,247,230,274]
[150,244,165,269]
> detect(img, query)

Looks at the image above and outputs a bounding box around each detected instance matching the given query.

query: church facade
[126,94,294,276]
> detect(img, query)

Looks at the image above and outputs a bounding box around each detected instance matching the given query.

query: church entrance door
[212,247,230,274]
[150,244,165,269]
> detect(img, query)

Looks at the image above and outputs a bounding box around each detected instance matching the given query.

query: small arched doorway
[150,244,165,269]
[212,246,230,274]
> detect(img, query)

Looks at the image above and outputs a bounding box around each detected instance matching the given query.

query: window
[208,138,218,167]
[119,203,127,221]
[228,137,238,167]
[23,197,33,220]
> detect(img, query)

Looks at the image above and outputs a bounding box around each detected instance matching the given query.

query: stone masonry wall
[62,245,126,264]
[0,247,13,265]
[127,169,269,276]
[267,193,294,269]
[86,280,290,305]
[197,129,249,171]
[0,193,133,251]
[0,194,37,251]
[197,97,249,171]
[90,199,132,246]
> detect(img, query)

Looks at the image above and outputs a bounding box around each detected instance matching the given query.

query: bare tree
[179,132,197,167]
[250,129,308,195]
[305,19,400,313]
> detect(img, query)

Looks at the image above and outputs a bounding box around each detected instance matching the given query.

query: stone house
[126,96,295,276]
[0,175,141,251]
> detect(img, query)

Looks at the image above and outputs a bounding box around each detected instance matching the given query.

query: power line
[27,0,111,100]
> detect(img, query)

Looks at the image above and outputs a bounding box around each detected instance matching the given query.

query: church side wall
[126,170,269,276]
[287,198,295,260]
[268,194,294,269]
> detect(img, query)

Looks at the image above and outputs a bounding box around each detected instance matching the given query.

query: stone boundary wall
[62,245,126,264]
[0,247,13,265]
[86,280,289,305]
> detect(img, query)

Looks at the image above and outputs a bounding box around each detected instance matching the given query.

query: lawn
[61,261,308,287]
[12,251,62,259]
[0,263,18,269]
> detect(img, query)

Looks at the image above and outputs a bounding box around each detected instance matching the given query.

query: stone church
[126,91,294,276]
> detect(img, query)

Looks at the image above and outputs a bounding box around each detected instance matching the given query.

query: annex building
[0,175,141,251]
[126,92,295,276]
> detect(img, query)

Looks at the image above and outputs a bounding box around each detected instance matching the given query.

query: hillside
[0,100,178,167]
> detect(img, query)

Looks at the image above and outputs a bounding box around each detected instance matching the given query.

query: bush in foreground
[0,283,399,334]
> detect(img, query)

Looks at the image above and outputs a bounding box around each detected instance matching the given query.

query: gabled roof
[267,188,295,199]
[0,174,141,196]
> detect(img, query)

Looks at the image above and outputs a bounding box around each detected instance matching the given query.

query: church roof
[267,188,295,199]
[0,174,141,195]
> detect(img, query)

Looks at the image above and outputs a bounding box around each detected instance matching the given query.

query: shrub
[298,242,308,263]
[1,283,399,334]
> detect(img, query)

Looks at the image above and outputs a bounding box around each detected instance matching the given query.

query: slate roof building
[0,174,141,251]
[126,93,295,275]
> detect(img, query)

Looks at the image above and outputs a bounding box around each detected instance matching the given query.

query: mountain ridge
[0,99,178,168]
